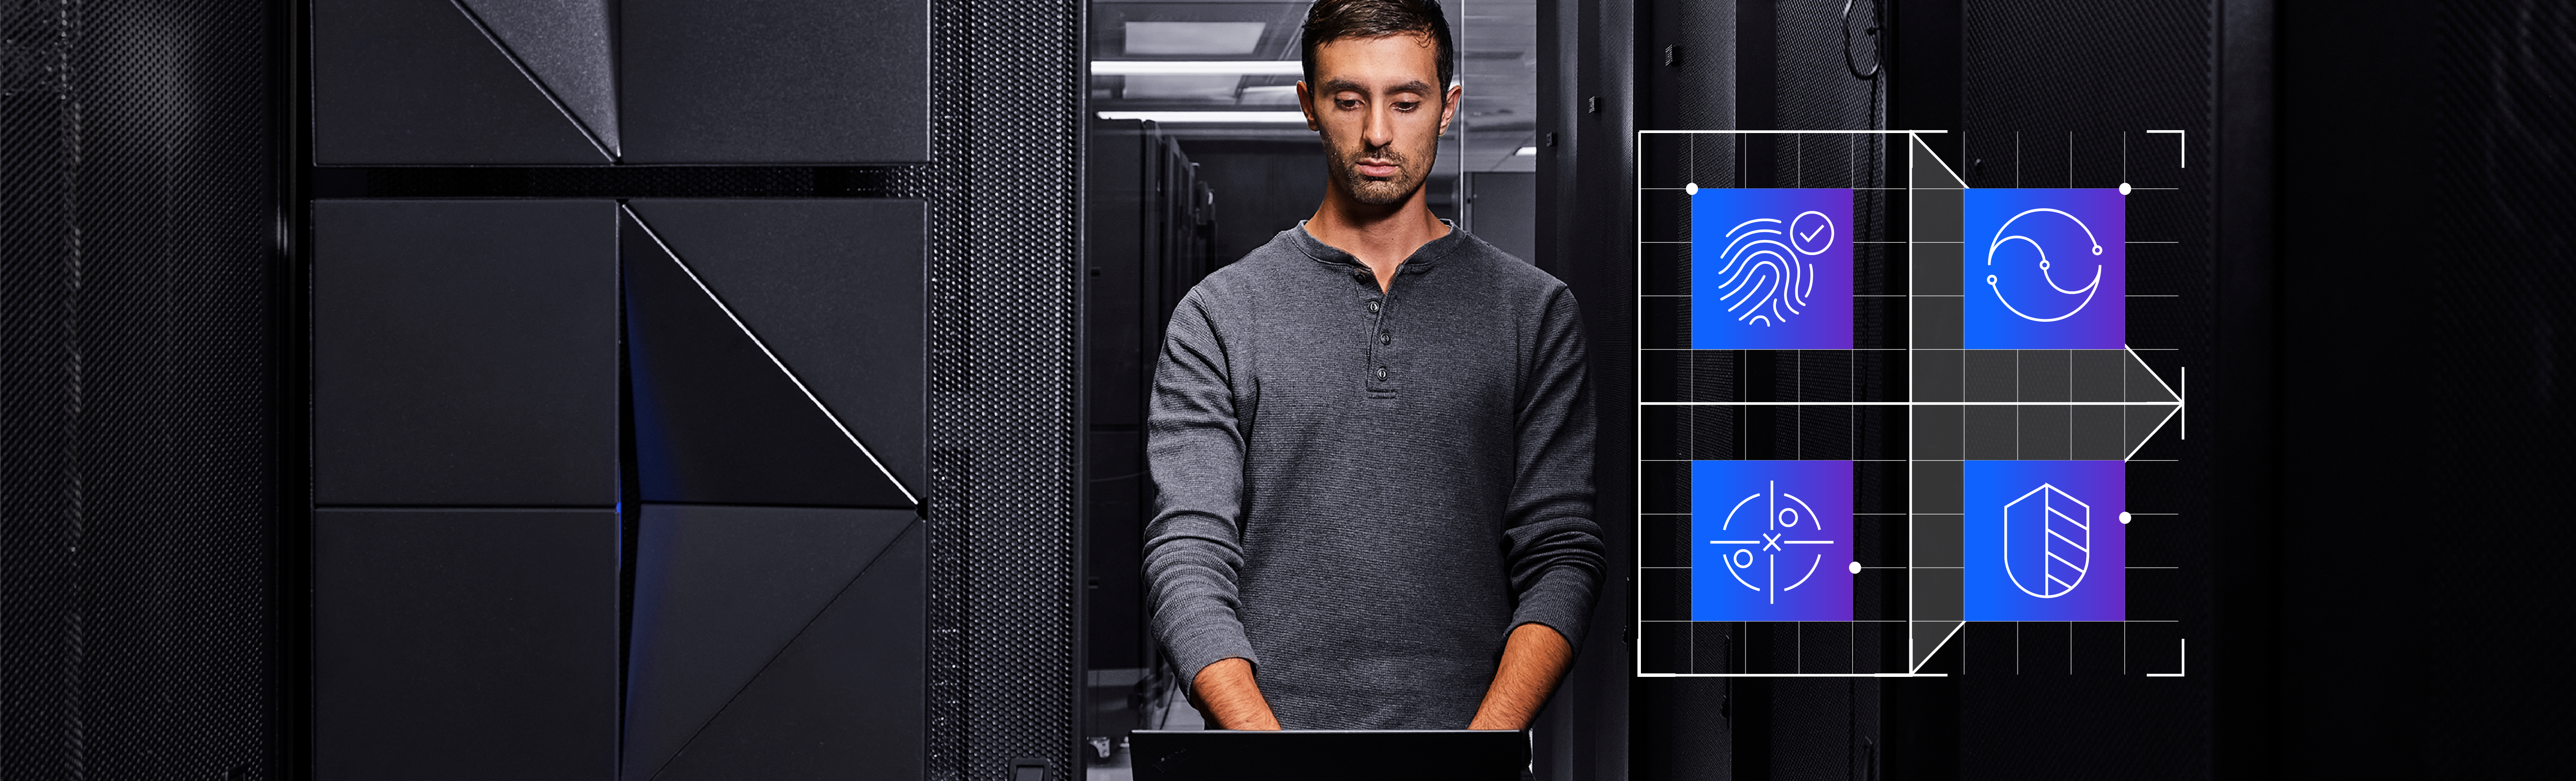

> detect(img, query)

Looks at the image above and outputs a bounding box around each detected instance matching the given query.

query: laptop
[1129,729,1531,781]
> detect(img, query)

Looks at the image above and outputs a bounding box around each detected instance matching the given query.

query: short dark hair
[1300,0,1456,92]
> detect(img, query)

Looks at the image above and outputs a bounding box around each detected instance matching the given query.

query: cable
[1843,0,1882,81]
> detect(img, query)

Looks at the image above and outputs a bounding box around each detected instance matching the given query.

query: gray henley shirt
[1143,222,1606,729]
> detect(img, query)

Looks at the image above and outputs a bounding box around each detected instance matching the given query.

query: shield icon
[2002,482,2091,598]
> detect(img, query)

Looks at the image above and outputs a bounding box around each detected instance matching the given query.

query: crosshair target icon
[1708,480,1838,605]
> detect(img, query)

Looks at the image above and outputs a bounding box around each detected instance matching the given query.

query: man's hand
[1188,657,1282,730]
[1468,622,1575,731]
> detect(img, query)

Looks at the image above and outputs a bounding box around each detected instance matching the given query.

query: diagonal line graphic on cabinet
[621,204,920,506]
[449,0,621,157]
[640,520,924,781]
[619,505,914,780]
[311,0,609,164]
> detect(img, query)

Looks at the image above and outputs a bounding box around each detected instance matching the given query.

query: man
[1142,0,1606,731]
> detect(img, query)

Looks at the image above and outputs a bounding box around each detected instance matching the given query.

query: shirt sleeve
[1142,288,1261,688]
[1502,284,1608,647]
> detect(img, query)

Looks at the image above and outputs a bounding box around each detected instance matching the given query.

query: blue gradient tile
[1690,188,1854,349]
[1692,460,1854,621]
[1964,460,2126,621]
[1964,188,2126,348]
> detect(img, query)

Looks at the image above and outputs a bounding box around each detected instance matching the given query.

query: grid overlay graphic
[1634,130,2188,678]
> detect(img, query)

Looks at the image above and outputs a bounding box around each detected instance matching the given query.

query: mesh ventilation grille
[1957,0,2215,775]
[1,0,276,778]
[883,2,1086,778]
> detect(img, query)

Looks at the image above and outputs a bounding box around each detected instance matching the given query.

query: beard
[1325,132,1433,207]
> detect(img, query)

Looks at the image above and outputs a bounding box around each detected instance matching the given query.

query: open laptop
[1129,729,1531,781]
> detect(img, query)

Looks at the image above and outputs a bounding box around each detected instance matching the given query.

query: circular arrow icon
[1983,207,2104,323]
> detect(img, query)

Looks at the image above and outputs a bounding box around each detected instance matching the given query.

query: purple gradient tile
[1691,188,1854,349]
[1692,460,1854,622]
[1964,188,2125,349]
[1964,460,2126,621]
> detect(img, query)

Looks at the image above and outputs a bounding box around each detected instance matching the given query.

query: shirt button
[1380,334,1391,345]
[1366,300,1381,314]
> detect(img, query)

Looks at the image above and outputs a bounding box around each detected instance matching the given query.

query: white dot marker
[1847,561,1863,574]
[2118,511,2133,525]
[2118,182,2133,195]
[1684,182,1699,195]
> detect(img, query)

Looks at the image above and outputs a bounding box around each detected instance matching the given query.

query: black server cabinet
[311,0,930,165]
[309,198,929,780]
[617,199,927,781]
[309,199,624,781]
[0,0,1090,774]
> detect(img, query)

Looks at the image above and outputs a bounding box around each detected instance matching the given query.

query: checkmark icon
[1800,225,1826,242]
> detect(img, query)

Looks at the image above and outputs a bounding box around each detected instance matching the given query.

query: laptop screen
[1129,729,1531,781]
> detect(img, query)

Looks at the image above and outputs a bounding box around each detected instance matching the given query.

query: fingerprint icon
[1710,210,1835,327]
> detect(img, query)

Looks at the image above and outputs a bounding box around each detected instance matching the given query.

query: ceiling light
[1122,74,1242,100]
[1516,146,1538,156]
[1125,22,1266,55]
[1238,85,1299,105]
[1097,111,1311,124]
[1094,61,1303,76]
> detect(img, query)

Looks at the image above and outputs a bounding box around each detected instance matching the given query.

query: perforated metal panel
[2270,2,2574,775]
[1954,0,2217,777]
[881,1,1086,778]
[0,0,276,778]
[2420,0,2576,418]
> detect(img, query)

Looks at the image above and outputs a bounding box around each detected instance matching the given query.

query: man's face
[1299,33,1460,207]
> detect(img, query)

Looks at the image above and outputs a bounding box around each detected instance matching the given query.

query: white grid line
[1634,129,2190,677]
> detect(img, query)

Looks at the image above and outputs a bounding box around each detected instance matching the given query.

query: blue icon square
[1691,460,1854,622]
[1963,188,2126,349]
[1690,188,1854,349]
[1964,460,2125,621]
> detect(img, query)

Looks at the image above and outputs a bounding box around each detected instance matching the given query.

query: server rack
[1083,118,1222,761]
